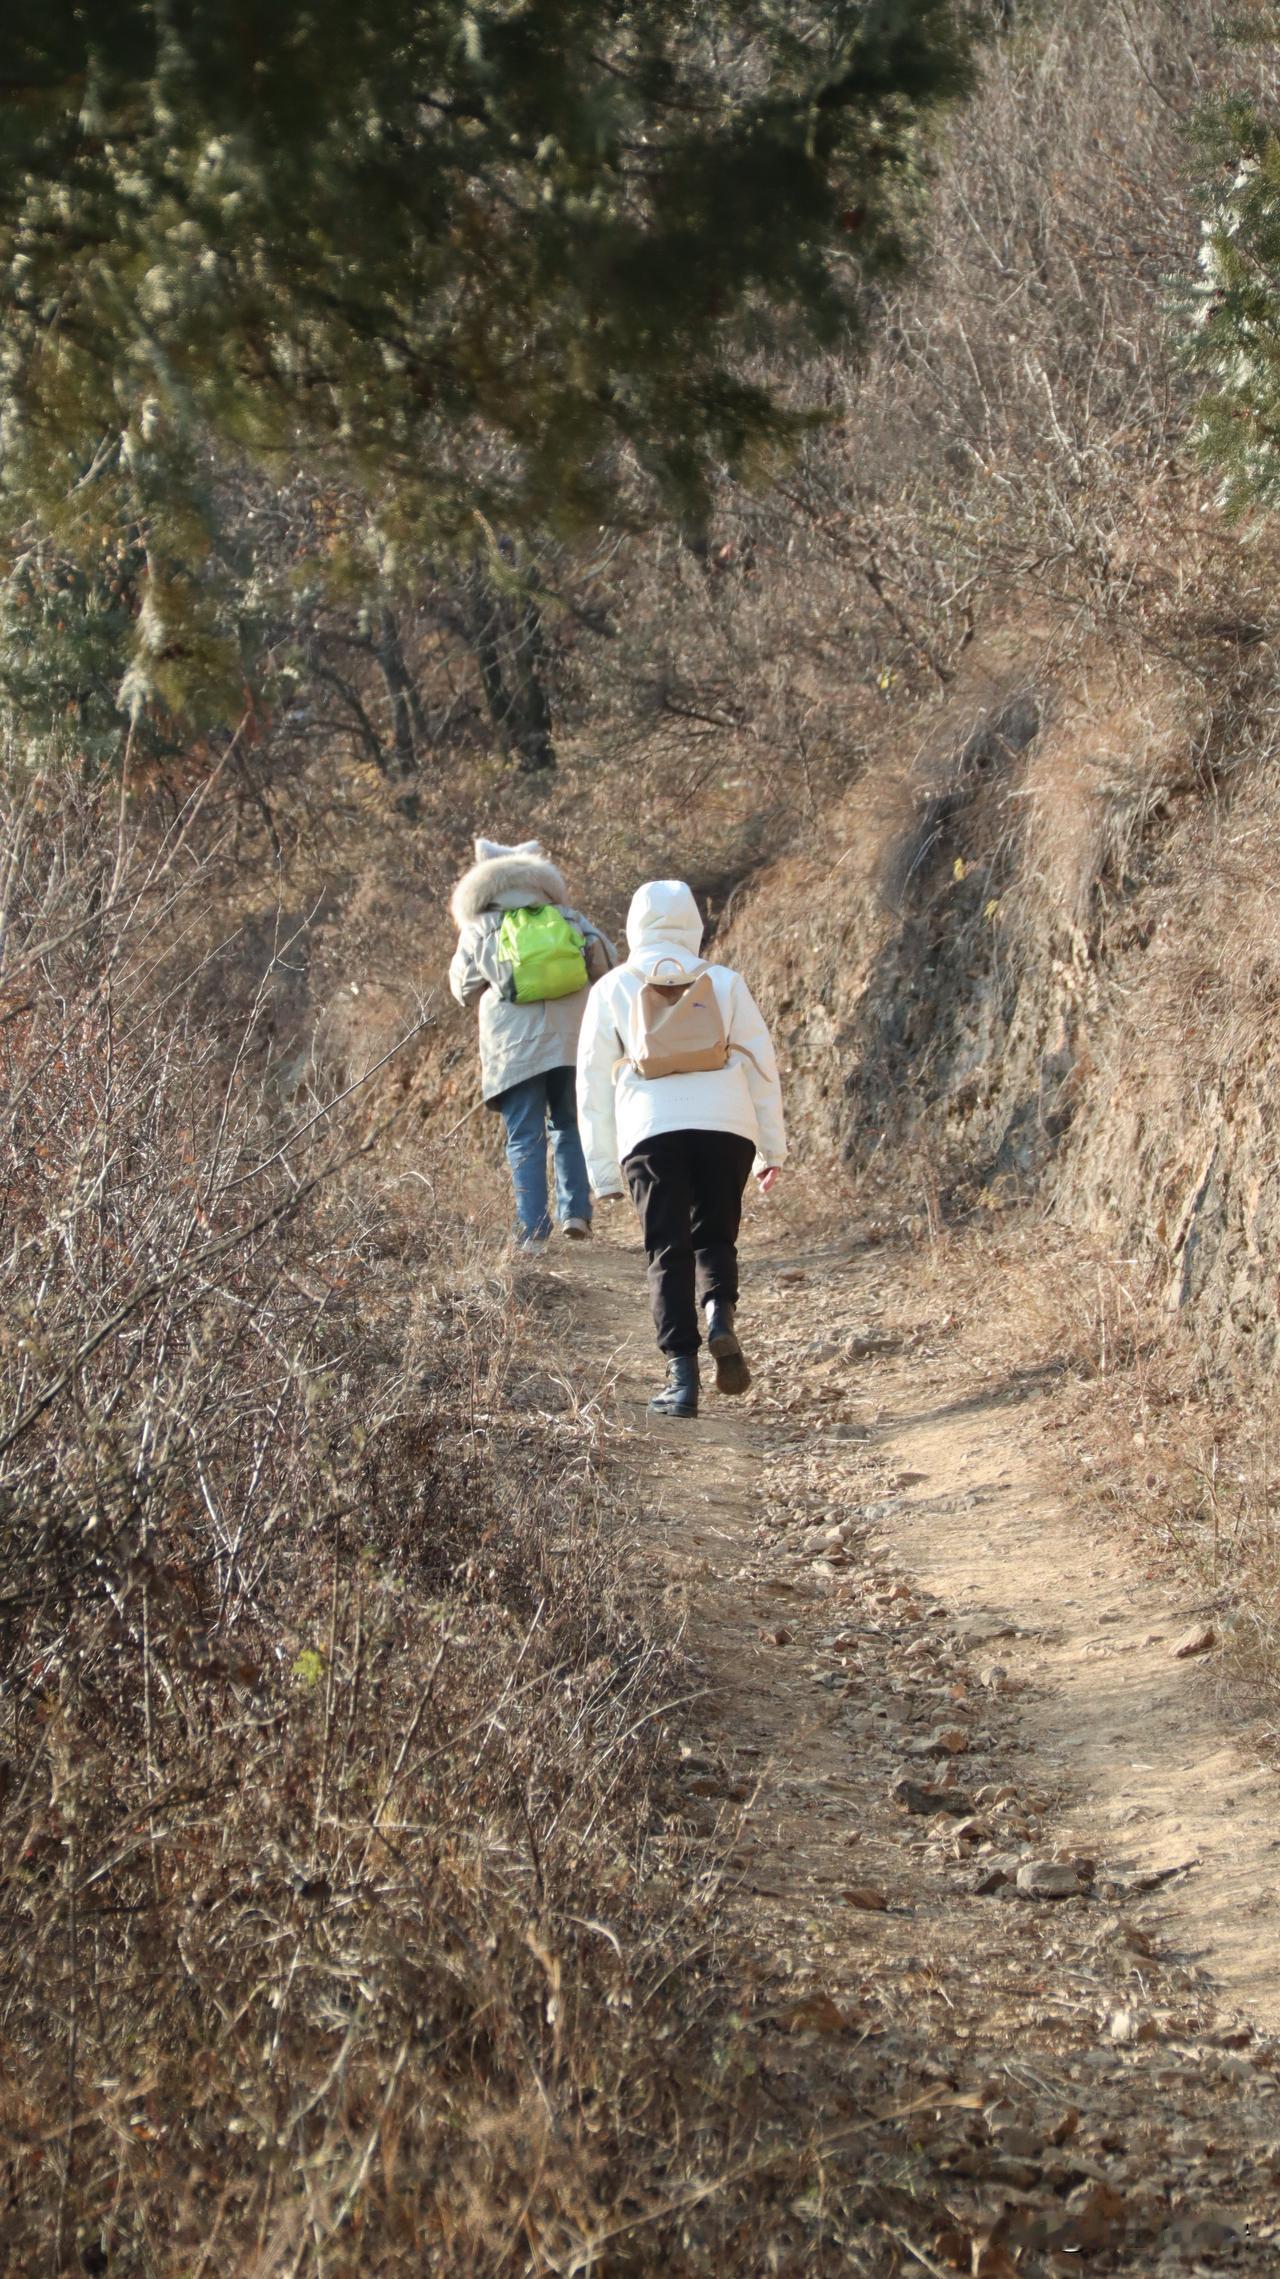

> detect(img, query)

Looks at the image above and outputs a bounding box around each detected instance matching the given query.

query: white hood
[625,879,706,979]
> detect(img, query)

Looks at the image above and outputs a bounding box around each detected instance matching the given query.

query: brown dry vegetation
[0,779,833,2274]
[10,0,1280,2271]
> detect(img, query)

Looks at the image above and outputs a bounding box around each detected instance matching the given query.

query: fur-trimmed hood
[448,835,610,1106]
[450,845,569,927]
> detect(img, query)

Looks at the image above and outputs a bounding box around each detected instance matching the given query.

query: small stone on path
[890,1776,976,1818]
[1109,2006,1158,2045]
[1015,1859,1089,1900]
[1172,1622,1217,1659]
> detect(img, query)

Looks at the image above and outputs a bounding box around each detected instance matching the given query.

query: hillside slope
[293,0,1280,1653]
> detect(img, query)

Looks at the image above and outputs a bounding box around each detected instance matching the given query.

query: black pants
[623,1129,756,1356]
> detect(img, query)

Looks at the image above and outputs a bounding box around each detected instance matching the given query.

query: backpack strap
[611,1004,630,1083]
[613,1041,770,1083]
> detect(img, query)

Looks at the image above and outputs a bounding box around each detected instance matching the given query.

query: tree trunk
[373,605,424,778]
[462,558,555,773]
[510,590,554,773]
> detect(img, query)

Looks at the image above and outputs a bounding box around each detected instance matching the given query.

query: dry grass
[0,769,869,2279]
[946,1215,1280,1732]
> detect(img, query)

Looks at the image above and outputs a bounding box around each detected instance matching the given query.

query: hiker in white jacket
[576,879,786,1418]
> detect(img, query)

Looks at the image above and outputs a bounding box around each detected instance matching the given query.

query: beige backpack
[623,961,728,1080]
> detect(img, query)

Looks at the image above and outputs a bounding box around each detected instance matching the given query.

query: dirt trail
[526,1216,1280,2273]
[873,1356,1280,2035]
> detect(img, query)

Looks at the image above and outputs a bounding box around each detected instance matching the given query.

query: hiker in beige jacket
[576,880,785,1418]
[450,837,614,1249]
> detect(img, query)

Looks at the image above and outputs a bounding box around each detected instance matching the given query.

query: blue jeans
[497,1066,592,1241]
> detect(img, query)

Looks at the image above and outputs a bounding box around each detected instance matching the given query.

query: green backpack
[497,904,589,1003]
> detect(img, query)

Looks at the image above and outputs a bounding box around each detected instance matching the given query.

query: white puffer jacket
[576,880,787,1196]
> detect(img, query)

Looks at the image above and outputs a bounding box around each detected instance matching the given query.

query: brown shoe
[706,1301,750,1396]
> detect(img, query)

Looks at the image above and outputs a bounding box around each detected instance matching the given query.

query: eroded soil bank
[521,1209,1280,2274]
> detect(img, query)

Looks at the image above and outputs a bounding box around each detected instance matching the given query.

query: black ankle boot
[649,1354,699,1419]
[705,1300,751,1396]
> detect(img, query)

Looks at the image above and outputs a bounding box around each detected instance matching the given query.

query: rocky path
[525,1213,1280,2275]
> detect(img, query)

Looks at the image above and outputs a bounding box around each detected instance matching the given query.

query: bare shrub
[0,767,833,2277]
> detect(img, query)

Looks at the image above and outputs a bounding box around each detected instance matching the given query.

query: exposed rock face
[729,632,1280,1393]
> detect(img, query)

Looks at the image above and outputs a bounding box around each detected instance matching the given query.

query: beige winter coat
[449,849,615,1105]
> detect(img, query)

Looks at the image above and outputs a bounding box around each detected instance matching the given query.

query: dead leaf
[972,2247,1019,2279]
[1047,2181,1130,2256]
[781,1990,854,2035]
[930,2226,972,2272]
[934,1725,970,1754]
